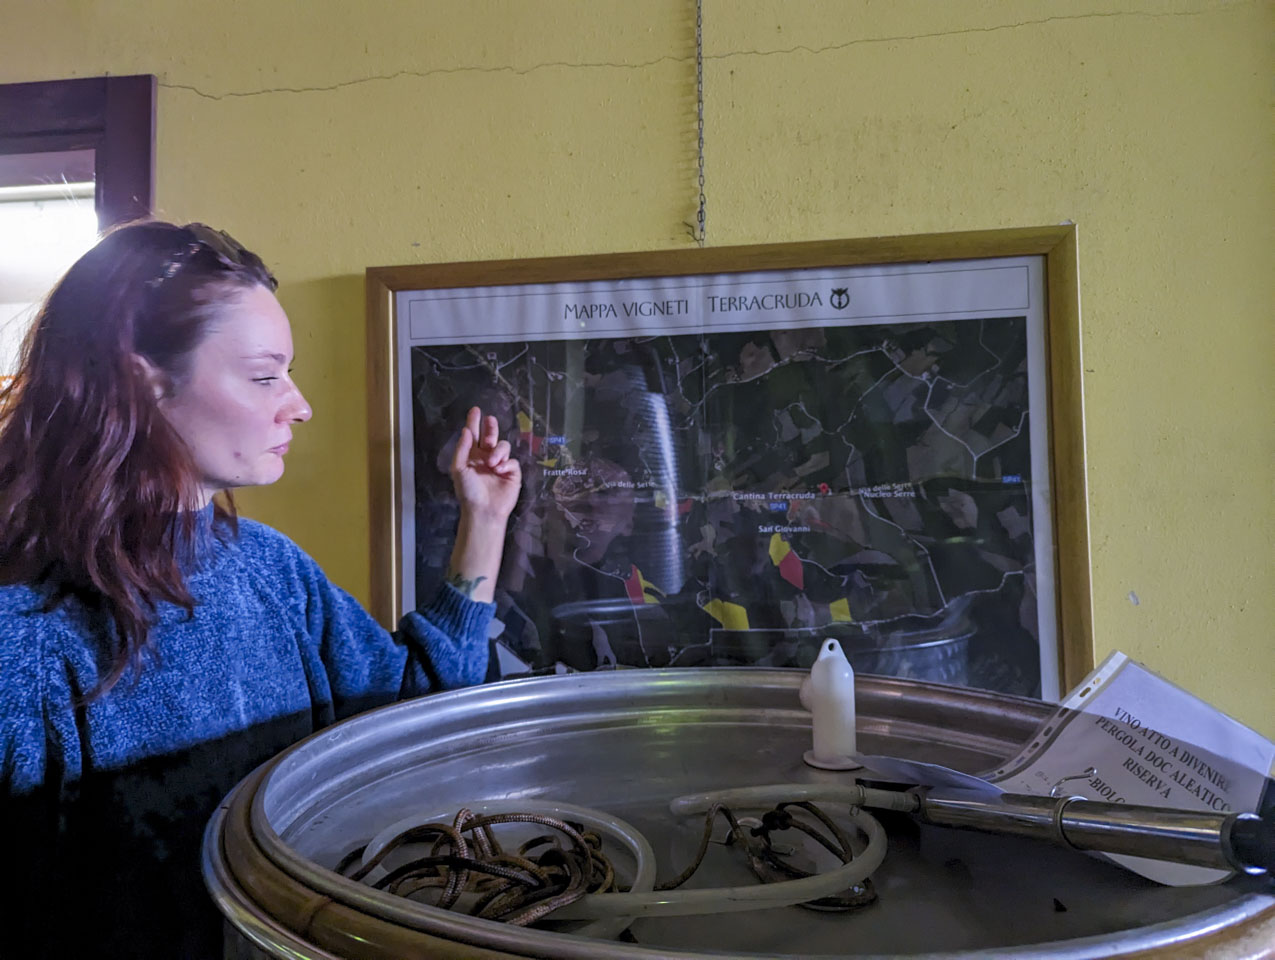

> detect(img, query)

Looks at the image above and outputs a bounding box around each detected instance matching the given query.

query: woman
[0,220,520,957]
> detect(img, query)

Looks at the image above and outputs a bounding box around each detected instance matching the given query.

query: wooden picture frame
[366,226,1090,696]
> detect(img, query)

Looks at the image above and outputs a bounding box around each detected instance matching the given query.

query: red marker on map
[769,534,805,590]
[625,565,663,605]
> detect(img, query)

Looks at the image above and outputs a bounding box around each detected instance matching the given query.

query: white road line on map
[837,361,896,433]
[857,494,948,611]
[693,344,881,413]
[855,568,1024,630]
[794,555,849,585]
[921,378,979,466]
[561,540,654,665]
[972,409,1029,468]
[934,318,1003,390]
[495,345,529,370]
[427,356,486,370]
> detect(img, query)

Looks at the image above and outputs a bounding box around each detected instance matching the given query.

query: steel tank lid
[205,668,1275,959]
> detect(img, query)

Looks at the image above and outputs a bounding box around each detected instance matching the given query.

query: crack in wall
[161,55,687,101]
[158,3,1250,101]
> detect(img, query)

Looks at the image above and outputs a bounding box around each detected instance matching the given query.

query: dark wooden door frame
[0,74,156,228]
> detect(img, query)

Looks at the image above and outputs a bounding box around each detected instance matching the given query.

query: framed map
[367,228,1090,700]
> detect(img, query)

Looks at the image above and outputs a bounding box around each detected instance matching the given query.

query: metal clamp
[1049,766,1097,798]
[1051,795,1084,848]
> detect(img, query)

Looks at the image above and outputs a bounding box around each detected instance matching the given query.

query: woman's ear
[131,353,171,402]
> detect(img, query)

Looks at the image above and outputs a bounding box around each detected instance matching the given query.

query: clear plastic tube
[549,798,889,920]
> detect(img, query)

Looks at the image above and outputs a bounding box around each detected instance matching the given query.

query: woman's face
[157,284,312,504]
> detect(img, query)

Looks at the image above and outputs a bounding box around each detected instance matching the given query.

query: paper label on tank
[987,651,1275,885]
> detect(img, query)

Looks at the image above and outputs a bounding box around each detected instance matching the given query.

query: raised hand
[449,406,522,524]
[445,406,521,603]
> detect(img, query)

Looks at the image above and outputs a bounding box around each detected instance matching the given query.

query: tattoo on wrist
[447,571,488,599]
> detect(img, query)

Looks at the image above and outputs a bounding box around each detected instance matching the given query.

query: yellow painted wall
[3,1,1271,736]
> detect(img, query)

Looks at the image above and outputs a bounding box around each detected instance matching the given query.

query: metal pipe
[672,783,1275,876]
[916,793,1273,875]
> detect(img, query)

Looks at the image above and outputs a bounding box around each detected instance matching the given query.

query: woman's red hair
[0,220,275,697]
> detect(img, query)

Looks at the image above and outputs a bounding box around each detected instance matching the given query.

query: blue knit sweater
[0,513,493,957]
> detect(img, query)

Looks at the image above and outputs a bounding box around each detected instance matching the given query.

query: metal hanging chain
[695,0,706,246]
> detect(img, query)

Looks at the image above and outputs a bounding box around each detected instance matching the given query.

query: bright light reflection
[0,191,99,298]
[0,190,98,378]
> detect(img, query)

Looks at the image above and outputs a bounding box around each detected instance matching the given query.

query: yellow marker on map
[702,598,749,630]
[768,533,791,565]
[516,411,533,433]
[830,598,854,623]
